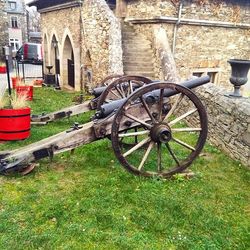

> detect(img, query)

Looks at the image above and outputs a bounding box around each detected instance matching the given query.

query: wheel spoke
[129,80,133,94]
[124,113,152,129]
[126,80,134,96]
[172,127,201,132]
[134,127,138,144]
[165,143,180,167]
[164,93,184,121]
[120,84,126,97]
[140,97,156,123]
[123,137,151,157]
[115,85,125,98]
[118,130,149,138]
[157,143,162,172]
[158,89,164,121]
[172,137,195,151]
[126,81,130,96]
[138,141,154,171]
[169,108,197,126]
[110,90,120,99]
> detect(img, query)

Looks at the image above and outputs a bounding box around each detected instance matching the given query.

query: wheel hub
[150,123,172,143]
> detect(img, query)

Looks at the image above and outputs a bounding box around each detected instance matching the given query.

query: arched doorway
[62,36,75,88]
[50,35,59,74]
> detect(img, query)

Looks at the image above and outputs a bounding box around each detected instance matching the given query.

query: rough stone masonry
[195,83,250,167]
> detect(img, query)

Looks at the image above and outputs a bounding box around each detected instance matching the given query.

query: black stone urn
[45,65,55,86]
[46,65,53,74]
[228,59,250,97]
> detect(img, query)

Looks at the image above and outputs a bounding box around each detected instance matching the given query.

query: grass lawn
[0,88,249,249]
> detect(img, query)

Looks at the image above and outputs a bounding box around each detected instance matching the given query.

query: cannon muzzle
[91,86,107,97]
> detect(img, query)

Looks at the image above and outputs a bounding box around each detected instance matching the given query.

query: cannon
[0,75,210,178]
[31,75,152,124]
[30,74,122,124]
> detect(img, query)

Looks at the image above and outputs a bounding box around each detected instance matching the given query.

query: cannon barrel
[95,75,210,119]
[144,75,210,103]
[95,99,125,119]
[91,86,107,97]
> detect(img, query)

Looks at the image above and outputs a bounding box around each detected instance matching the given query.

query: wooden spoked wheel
[111,82,208,178]
[99,74,123,87]
[97,75,153,109]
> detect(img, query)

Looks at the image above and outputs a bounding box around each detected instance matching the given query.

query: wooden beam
[31,101,91,123]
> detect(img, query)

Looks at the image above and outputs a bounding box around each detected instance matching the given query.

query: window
[11,16,18,28]
[9,2,16,10]
[9,38,20,52]
[207,72,218,83]
[192,68,221,84]
[192,72,203,78]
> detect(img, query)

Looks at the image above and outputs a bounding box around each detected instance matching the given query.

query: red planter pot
[11,77,21,89]
[0,66,6,74]
[0,108,31,141]
[16,86,33,101]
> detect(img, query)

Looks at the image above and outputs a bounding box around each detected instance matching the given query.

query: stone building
[30,0,250,91]
[29,0,123,91]
[118,0,250,86]
[0,0,27,60]
[0,1,8,61]
[0,5,8,61]
[4,0,28,52]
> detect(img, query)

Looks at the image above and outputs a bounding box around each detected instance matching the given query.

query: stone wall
[82,0,123,87]
[41,8,81,46]
[127,0,250,23]
[0,2,8,61]
[195,83,250,167]
[126,0,176,18]
[174,25,249,87]
[181,0,250,23]
[124,0,250,89]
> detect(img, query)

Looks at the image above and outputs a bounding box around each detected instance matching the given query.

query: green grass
[0,88,249,249]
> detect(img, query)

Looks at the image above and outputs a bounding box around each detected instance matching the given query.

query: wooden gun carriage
[0,75,210,178]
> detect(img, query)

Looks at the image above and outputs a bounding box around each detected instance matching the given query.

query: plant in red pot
[11,76,21,89]
[0,92,31,141]
[15,80,33,101]
[0,62,7,74]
